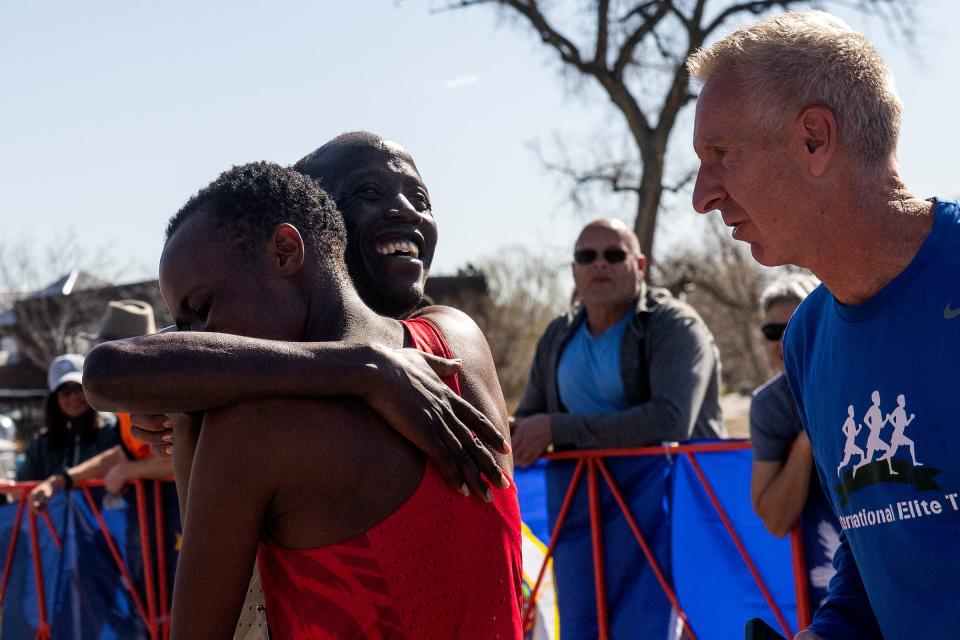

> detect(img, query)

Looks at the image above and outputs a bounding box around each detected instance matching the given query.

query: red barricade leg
[27,508,52,640]
[595,459,698,640]
[587,458,610,640]
[81,486,151,628]
[684,452,794,638]
[0,496,26,607]
[522,458,587,633]
[135,481,160,640]
[39,509,61,552]
[790,523,812,630]
[153,480,171,640]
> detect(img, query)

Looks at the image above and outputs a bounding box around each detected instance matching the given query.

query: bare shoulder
[410,305,487,361]
[411,306,510,446]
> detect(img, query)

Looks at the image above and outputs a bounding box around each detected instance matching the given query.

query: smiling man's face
[323,141,437,318]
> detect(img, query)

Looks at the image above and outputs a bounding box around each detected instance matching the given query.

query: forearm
[171,410,272,640]
[124,454,174,481]
[65,446,126,483]
[752,438,813,537]
[84,333,377,414]
[551,398,692,449]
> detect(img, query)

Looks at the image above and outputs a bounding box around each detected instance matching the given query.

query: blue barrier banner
[0,483,180,640]
[546,457,673,640]
[671,447,796,639]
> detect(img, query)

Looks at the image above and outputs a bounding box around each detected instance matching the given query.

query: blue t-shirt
[557,309,631,415]
[784,199,960,639]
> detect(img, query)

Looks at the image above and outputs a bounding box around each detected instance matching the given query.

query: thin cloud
[444,74,480,89]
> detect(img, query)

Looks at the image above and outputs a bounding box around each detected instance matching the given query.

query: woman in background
[17,354,118,483]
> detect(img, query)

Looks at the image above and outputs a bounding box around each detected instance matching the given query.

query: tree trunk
[635,144,664,261]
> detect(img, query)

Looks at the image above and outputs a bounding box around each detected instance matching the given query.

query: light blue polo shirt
[556,308,632,414]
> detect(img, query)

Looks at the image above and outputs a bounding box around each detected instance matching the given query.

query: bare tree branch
[662,168,697,194]
[703,0,797,37]
[596,0,610,67]
[439,0,916,263]
[612,1,673,79]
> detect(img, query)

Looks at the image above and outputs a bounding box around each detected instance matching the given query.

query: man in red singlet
[159,163,521,639]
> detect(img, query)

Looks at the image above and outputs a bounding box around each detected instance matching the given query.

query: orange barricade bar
[1,447,812,638]
[0,479,175,639]
[524,441,812,639]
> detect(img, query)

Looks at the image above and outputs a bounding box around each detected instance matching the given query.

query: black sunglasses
[761,323,788,341]
[573,248,629,265]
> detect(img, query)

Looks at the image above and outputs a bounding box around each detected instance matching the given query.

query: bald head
[572,218,647,319]
[577,218,642,257]
[291,131,436,319]
[294,131,421,202]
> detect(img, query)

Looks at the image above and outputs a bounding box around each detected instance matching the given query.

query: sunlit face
[56,383,89,419]
[571,225,645,311]
[763,298,800,369]
[159,212,306,341]
[691,75,806,267]
[328,141,437,318]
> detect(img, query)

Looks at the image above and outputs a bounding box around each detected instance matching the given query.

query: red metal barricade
[0,479,174,639]
[525,441,813,639]
[0,445,812,639]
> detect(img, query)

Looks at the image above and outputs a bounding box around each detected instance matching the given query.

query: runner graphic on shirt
[853,391,893,477]
[878,393,922,474]
[834,390,938,506]
[836,405,865,477]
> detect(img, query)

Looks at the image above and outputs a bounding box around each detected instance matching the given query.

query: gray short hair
[760,273,820,312]
[686,10,902,171]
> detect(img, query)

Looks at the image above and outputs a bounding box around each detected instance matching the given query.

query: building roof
[0,360,46,394]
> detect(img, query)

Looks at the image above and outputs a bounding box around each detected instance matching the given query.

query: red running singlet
[256,317,523,639]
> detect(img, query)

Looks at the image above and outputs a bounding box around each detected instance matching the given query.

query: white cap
[48,354,84,392]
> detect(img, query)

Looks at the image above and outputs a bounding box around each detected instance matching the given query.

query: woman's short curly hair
[166,162,347,272]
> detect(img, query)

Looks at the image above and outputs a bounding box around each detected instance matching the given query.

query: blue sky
[2,1,957,286]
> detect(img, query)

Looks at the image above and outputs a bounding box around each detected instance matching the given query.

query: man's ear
[636,254,649,277]
[796,106,836,178]
[270,223,305,276]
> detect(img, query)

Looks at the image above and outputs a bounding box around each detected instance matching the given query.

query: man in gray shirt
[511,218,724,638]
[511,218,724,460]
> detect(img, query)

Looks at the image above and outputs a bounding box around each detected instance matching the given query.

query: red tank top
[256,317,523,639]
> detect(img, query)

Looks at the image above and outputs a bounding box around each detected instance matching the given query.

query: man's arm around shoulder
[413,305,514,486]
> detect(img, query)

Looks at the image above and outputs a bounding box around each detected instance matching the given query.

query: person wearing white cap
[28,302,173,512]
[16,354,119,483]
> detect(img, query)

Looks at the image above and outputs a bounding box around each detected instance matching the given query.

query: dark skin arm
[171,413,203,525]
[28,445,174,512]
[83,331,510,497]
[412,305,513,492]
[170,406,273,640]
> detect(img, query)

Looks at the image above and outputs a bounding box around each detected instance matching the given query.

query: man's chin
[750,243,787,268]
[362,277,424,318]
